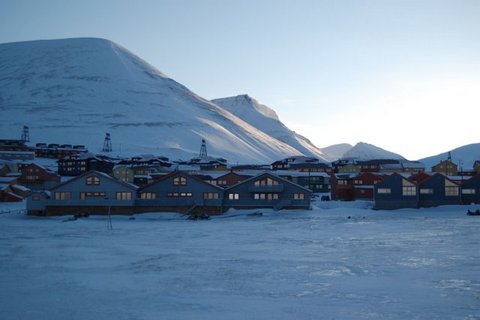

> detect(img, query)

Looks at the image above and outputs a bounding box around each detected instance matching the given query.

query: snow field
[1,203,479,319]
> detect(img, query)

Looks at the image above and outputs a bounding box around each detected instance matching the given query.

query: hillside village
[1,130,480,217]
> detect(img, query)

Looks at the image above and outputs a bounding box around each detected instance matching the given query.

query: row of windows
[54,191,133,201]
[52,190,307,201]
[379,187,461,196]
[167,192,192,197]
[354,180,381,185]
[254,193,279,200]
[61,161,86,166]
[62,167,86,171]
[203,192,219,200]
[254,178,279,186]
[80,192,106,199]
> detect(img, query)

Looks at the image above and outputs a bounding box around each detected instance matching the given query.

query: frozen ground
[1,201,479,320]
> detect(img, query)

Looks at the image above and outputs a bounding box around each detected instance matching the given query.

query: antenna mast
[21,126,30,142]
[199,139,208,158]
[102,133,112,152]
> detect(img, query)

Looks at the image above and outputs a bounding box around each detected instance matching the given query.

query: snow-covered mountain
[341,142,405,160]
[211,95,328,162]
[0,38,321,163]
[419,143,480,171]
[320,143,353,161]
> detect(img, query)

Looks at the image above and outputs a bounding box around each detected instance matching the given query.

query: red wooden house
[17,163,61,190]
[352,172,384,200]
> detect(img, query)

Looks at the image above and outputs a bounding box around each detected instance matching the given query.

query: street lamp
[105,196,113,230]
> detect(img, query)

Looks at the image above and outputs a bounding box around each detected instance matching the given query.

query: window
[140,192,156,199]
[445,186,459,196]
[31,195,40,201]
[173,176,187,185]
[116,192,132,200]
[354,180,363,185]
[203,192,219,199]
[402,186,416,196]
[228,193,239,200]
[254,178,279,186]
[420,188,433,194]
[377,188,391,194]
[86,176,100,185]
[53,192,70,200]
[254,193,278,200]
[462,189,476,194]
[80,192,106,200]
[167,192,192,197]
[294,193,305,200]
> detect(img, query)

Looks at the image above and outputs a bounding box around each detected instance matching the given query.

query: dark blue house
[223,172,312,210]
[374,173,418,210]
[461,174,480,205]
[137,171,225,214]
[418,173,461,207]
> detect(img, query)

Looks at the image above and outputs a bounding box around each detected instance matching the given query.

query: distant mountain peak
[212,95,280,121]
[342,142,405,160]
[212,95,328,161]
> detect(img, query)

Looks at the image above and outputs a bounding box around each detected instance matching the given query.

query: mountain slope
[212,95,328,162]
[0,38,313,163]
[342,142,405,160]
[419,143,480,170]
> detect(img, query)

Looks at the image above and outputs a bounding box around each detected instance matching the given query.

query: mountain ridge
[212,94,328,162]
[0,37,315,163]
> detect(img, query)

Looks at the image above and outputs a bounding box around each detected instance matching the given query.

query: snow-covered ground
[1,201,479,320]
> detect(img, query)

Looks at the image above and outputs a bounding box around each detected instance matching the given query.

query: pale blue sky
[1,0,479,160]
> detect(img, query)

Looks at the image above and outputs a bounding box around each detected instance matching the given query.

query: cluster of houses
[2,136,480,214]
[27,170,312,216]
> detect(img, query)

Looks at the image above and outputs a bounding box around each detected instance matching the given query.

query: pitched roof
[49,170,138,191]
[225,172,312,193]
[138,171,224,191]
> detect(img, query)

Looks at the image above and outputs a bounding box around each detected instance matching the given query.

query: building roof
[225,172,312,193]
[50,170,138,191]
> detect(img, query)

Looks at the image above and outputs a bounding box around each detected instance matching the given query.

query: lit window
[254,178,279,186]
[377,188,391,194]
[173,176,187,185]
[254,193,278,200]
[420,188,433,194]
[53,192,70,200]
[462,189,476,194]
[402,186,416,196]
[228,193,239,200]
[116,192,132,200]
[203,192,219,199]
[86,176,100,185]
[140,192,156,200]
[167,192,192,197]
[294,193,305,200]
[80,192,106,200]
[445,186,459,196]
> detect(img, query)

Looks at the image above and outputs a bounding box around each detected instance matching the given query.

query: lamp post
[105,196,113,230]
